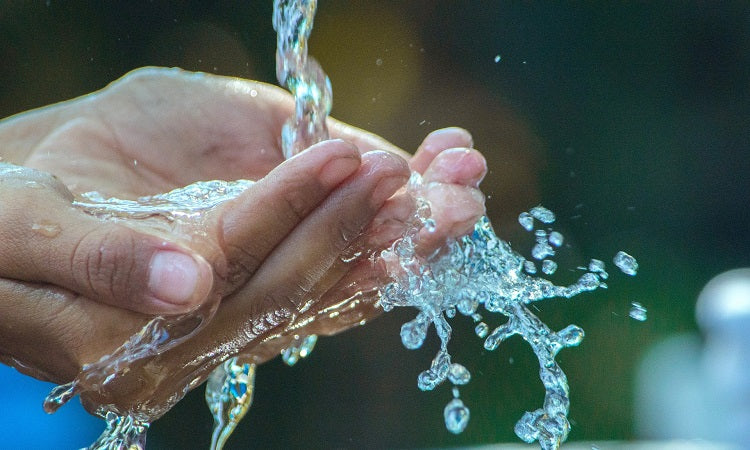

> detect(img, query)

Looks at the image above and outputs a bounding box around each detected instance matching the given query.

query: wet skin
[0,68,486,417]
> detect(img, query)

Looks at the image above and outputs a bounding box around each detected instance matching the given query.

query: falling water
[203,1,329,448]
[36,1,639,448]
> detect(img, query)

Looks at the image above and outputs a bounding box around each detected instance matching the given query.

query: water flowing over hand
[0,67,486,417]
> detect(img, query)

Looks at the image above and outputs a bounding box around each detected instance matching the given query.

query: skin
[0,67,487,418]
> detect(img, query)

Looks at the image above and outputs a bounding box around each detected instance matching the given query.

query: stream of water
[37,2,638,449]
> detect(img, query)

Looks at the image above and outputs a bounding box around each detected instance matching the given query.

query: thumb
[0,165,213,315]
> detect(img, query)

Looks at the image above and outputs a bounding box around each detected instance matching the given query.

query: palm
[21,70,297,197]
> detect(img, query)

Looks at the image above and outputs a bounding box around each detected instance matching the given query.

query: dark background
[1,1,749,448]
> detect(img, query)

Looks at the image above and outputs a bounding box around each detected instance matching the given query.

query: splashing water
[380,192,637,448]
[37,1,639,448]
[205,358,257,450]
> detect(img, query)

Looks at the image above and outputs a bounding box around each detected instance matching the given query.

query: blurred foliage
[1,1,749,448]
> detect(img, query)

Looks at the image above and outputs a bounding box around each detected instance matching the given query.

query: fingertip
[423,148,487,188]
[411,127,474,173]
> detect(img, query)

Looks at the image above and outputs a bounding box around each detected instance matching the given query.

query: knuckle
[224,244,262,291]
[71,225,137,303]
[277,178,314,223]
[333,218,366,253]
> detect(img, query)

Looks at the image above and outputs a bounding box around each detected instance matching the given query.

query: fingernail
[427,127,474,149]
[320,153,360,187]
[148,250,202,307]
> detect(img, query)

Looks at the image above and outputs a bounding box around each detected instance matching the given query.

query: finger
[362,148,487,252]
[119,151,409,402]
[410,127,474,174]
[327,118,411,160]
[218,139,362,292]
[417,149,487,251]
[422,147,487,188]
[168,151,408,361]
[0,278,145,384]
[0,165,214,315]
[247,150,408,314]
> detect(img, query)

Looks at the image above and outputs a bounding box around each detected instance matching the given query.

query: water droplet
[281,345,300,366]
[629,302,647,321]
[530,205,555,224]
[577,272,601,290]
[457,297,478,315]
[518,212,534,231]
[494,54,501,63]
[444,398,470,434]
[557,325,584,347]
[401,314,429,349]
[548,231,564,247]
[532,242,554,260]
[250,89,258,97]
[475,322,489,338]
[297,335,317,358]
[31,221,61,237]
[613,251,638,275]
[542,259,558,275]
[448,363,471,385]
[375,58,383,66]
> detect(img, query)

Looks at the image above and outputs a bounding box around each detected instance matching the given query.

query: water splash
[86,412,149,450]
[381,189,636,447]
[205,357,257,450]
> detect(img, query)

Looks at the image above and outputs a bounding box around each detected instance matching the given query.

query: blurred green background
[1,1,749,448]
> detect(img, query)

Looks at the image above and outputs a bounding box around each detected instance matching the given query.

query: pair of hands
[0,67,486,417]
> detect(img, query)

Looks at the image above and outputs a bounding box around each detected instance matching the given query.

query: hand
[0,67,486,418]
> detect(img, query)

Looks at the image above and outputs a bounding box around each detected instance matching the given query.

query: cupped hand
[0,67,486,417]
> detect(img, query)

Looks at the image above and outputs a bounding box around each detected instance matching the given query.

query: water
[281,334,318,366]
[202,2,329,447]
[380,195,636,448]
[44,181,255,448]
[31,220,61,237]
[204,357,257,450]
[36,1,639,448]
[273,0,331,159]
[629,302,647,321]
[614,251,639,276]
